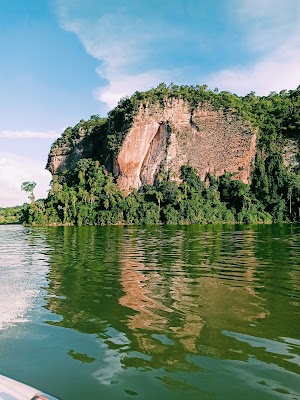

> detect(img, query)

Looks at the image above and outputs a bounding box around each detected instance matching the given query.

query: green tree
[21,181,37,204]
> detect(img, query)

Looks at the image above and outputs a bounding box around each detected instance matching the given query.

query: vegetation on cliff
[47,115,109,171]
[49,115,107,155]
[23,84,300,226]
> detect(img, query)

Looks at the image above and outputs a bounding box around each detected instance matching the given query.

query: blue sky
[0,0,299,206]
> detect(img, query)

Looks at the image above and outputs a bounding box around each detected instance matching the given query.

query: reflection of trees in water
[43,225,299,374]
[45,226,127,338]
[252,224,300,343]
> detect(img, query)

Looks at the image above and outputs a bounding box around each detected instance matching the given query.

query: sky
[0,0,299,206]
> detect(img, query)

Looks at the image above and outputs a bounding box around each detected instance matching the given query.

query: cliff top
[106,83,257,154]
[48,83,300,163]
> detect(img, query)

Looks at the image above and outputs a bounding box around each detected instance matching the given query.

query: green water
[0,224,299,399]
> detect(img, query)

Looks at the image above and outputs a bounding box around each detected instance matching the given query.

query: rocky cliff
[47,126,92,176]
[47,98,257,190]
[25,85,300,226]
[113,99,256,191]
[47,117,107,178]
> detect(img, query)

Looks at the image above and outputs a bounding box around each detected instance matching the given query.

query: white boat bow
[0,375,58,400]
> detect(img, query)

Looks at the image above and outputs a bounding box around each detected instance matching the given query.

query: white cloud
[208,1,300,95]
[235,0,299,53]
[208,32,300,95]
[0,153,52,207]
[54,0,300,109]
[0,130,60,139]
[54,5,177,109]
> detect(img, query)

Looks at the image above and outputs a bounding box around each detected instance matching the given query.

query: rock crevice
[140,122,171,186]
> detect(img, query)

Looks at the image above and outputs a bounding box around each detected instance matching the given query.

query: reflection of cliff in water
[43,225,300,373]
[119,226,268,361]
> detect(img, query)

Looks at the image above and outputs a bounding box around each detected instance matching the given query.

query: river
[0,224,299,399]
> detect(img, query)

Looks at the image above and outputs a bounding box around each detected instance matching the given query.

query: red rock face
[47,99,257,190]
[115,99,257,192]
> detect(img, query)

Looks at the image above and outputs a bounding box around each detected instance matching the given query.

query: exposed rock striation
[46,127,92,176]
[47,118,107,179]
[113,99,257,191]
[47,99,257,191]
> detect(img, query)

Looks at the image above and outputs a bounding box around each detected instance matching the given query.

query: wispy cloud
[208,0,300,95]
[0,153,51,207]
[208,32,300,95]
[54,2,189,109]
[233,0,300,53]
[54,0,300,110]
[0,130,60,139]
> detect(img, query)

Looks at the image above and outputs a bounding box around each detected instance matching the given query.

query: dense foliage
[0,206,24,224]
[23,161,271,226]
[23,84,300,226]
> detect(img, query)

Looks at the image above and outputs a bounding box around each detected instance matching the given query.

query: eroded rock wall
[114,99,257,191]
[47,142,88,177]
[47,99,257,190]
[46,124,106,179]
[47,127,93,178]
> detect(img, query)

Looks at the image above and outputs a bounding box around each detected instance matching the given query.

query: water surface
[0,224,299,399]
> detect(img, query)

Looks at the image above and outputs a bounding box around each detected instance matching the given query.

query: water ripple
[0,226,49,330]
